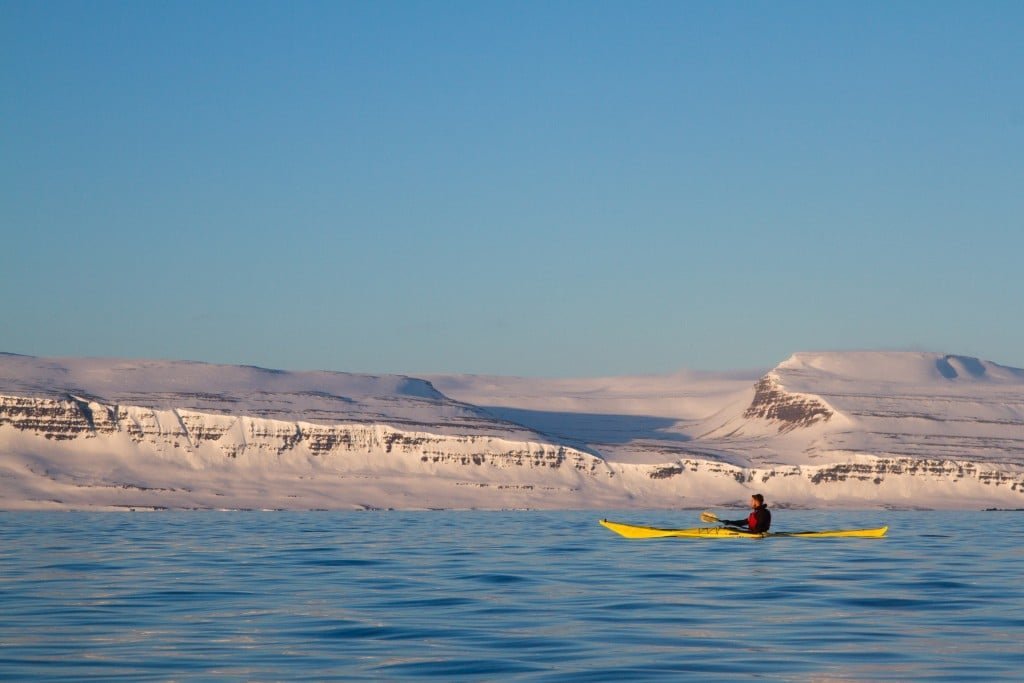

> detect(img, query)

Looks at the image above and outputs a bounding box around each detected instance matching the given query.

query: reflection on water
[0,510,1021,681]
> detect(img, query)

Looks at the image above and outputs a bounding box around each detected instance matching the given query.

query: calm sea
[1,510,1021,681]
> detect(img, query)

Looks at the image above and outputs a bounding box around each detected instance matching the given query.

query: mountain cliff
[694,352,1024,465]
[2,352,1022,510]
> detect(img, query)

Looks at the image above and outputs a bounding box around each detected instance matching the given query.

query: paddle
[700,510,721,524]
[701,510,745,530]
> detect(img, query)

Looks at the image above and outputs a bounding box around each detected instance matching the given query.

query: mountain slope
[1,352,1023,510]
[693,352,1024,466]
[0,353,526,436]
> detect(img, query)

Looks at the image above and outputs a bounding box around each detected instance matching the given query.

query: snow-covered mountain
[1,351,1022,510]
[0,353,519,435]
[697,352,1024,464]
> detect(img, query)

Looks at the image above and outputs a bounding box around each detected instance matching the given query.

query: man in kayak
[723,494,772,533]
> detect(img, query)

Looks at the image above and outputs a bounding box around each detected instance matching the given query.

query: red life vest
[747,506,771,532]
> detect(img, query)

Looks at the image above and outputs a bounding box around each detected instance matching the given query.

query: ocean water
[1,510,1021,681]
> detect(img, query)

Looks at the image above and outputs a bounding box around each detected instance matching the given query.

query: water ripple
[1,510,1022,680]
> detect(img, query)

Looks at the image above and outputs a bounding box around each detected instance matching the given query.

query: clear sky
[2,1,1022,376]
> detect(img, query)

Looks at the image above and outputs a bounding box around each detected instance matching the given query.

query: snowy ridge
[0,353,524,436]
[1,352,1023,510]
[748,352,1024,465]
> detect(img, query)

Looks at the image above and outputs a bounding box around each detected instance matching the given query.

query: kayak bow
[599,519,888,539]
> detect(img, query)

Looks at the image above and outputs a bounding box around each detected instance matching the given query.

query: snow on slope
[694,352,1024,466]
[1,352,1023,510]
[429,370,760,463]
[430,369,762,419]
[0,353,524,436]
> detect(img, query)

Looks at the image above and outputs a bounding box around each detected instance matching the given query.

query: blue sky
[3,1,1022,376]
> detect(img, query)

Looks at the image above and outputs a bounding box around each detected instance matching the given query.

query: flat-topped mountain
[0,353,516,435]
[1,351,1022,510]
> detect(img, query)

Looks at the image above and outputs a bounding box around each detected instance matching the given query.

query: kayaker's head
[750,493,766,509]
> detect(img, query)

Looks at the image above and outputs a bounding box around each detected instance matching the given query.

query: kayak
[600,519,888,539]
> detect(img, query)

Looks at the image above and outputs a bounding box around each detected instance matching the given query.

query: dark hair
[751,493,765,505]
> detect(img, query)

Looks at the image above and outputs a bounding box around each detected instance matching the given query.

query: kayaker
[723,494,772,533]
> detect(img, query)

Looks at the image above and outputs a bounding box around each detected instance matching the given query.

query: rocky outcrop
[0,395,111,440]
[638,456,1024,495]
[743,374,833,432]
[0,394,601,474]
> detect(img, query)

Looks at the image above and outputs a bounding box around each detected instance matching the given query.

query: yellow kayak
[600,519,888,539]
